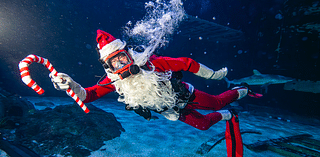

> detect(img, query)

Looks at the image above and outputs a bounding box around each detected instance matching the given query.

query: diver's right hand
[49,73,74,91]
[49,73,87,101]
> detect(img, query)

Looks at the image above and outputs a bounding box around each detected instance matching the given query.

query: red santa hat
[96,29,126,60]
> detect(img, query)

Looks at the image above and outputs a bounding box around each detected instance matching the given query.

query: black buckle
[98,58,109,69]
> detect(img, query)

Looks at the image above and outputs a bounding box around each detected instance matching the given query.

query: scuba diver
[50,30,260,130]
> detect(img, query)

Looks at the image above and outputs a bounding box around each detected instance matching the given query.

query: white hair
[99,39,127,60]
[107,65,177,112]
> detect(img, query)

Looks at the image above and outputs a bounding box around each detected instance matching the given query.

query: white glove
[195,63,228,80]
[49,73,87,101]
[49,73,72,91]
[211,67,228,80]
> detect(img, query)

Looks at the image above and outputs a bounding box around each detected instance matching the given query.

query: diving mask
[104,49,133,74]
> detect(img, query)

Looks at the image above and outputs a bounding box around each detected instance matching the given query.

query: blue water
[0,0,319,156]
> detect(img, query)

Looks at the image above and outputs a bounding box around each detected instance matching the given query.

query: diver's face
[110,53,129,70]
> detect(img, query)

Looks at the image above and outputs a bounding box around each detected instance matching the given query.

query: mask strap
[97,73,119,86]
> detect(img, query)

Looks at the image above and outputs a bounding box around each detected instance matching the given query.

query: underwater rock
[0,87,35,128]
[0,87,124,156]
[34,101,55,107]
[14,103,125,156]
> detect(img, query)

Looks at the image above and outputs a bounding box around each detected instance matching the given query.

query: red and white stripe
[66,88,90,113]
[19,54,90,113]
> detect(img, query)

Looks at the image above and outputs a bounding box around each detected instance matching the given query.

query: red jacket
[83,55,201,103]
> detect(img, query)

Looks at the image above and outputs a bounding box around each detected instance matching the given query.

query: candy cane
[18,54,90,113]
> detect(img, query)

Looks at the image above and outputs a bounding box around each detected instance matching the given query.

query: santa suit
[83,55,240,130]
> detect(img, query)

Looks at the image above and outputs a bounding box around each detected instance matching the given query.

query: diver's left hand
[211,67,228,80]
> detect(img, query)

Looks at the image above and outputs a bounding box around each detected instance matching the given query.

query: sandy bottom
[7,96,320,157]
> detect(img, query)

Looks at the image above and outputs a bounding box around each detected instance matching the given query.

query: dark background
[0,0,319,117]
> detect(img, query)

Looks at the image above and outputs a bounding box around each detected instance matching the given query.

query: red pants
[179,89,239,130]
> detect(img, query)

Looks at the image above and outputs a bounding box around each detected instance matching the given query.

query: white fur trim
[237,88,248,100]
[217,110,232,121]
[99,39,126,60]
[194,63,214,79]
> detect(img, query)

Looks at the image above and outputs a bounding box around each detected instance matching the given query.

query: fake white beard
[108,68,177,112]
